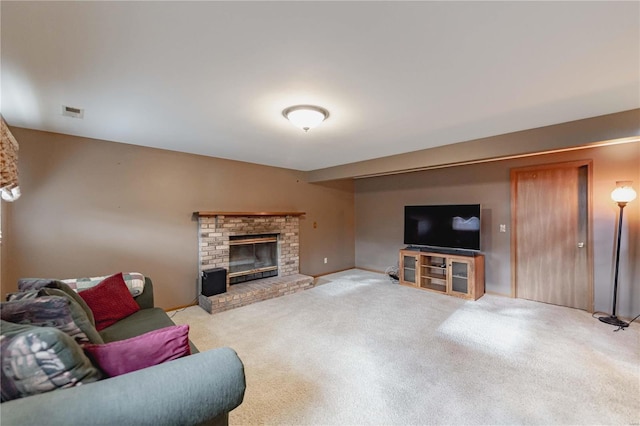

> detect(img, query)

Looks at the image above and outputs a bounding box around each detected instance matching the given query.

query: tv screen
[404,204,481,251]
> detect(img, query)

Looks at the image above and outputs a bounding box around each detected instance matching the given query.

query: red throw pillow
[78,273,140,331]
[82,325,191,377]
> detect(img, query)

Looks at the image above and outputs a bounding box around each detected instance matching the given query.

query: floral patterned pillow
[15,279,95,326]
[1,296,100,345]
[0,320,102,402]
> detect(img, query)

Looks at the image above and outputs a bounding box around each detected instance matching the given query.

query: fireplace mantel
[195,211,305,217]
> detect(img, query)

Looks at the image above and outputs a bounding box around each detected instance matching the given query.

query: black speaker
[201,268,227,296]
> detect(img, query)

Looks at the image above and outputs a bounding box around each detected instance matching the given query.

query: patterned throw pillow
[62,272,145,297]
[16,279,95,326]
[0,296,98,345]
[7,289,103,344]
[0,320,102,402]
[17,278,60,292]
[77,273,140,331]
[83,325,191,377]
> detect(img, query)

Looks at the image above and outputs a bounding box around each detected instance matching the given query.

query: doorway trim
[510,159,594,311]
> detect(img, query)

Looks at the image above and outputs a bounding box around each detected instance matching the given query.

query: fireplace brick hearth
[198,273,314,314]
[195,212,314,313]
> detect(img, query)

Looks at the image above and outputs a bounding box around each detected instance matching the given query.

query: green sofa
[1,277,246,426]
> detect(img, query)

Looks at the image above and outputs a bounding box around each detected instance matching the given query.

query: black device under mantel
[201,268,227,297]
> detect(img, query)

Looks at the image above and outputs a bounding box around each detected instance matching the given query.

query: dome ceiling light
[282,105,329,132]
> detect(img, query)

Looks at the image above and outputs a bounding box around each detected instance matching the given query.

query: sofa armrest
[134,276,155,309]
[0,347,246,426]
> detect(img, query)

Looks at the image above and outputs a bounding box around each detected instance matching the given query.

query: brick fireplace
[195,212,315,314]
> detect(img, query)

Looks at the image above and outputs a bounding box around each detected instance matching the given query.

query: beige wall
[355,142,639,318]
[1,128,355,309]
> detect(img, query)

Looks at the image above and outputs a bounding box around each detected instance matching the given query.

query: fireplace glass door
[229,234,278,284]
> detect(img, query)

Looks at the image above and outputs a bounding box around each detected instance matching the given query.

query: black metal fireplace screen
[228,234,278,284]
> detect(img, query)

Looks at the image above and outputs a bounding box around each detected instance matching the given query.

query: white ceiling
[1,1,638,171]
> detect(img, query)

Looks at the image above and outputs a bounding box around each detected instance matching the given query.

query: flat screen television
[404,204,481,251]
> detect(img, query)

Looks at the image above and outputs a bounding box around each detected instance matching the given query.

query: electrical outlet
[324,257,328,264]
[500,224,506,233]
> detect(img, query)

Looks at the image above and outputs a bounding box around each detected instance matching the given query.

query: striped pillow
[62,272,145,297]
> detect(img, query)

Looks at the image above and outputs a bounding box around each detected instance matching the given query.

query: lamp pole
[599,182,636,329]
[598,201,628,328]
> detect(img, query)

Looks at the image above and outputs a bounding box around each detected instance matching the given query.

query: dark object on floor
[202,268,227,296]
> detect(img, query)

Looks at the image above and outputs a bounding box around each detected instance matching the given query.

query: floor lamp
[599,181,637,328]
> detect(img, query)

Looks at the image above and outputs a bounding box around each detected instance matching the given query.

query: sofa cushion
[83,325,190,377]
[17,279,95,326]
[0,320,102,402]
[99,308,199,354]
[0,295,101,344]
[78,273,140,331]
[98,308,174,341]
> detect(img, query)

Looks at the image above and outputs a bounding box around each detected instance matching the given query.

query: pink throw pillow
[83,325,191,377]
[78,273,140,331]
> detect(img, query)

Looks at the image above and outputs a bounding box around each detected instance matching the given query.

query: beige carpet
[170,269,640,425]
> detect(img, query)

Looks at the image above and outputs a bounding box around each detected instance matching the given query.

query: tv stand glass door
[400,252,419,285]
[450,259,471,295]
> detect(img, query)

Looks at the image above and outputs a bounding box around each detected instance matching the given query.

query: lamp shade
[611,182,637,204]
[283,105,329,132]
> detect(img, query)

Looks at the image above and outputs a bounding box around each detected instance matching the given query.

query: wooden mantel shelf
[195,211,305,217]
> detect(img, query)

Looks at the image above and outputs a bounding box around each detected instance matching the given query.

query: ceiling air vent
[62,105,84,118]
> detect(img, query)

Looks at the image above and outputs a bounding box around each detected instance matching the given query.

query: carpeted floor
[170,269,640,425]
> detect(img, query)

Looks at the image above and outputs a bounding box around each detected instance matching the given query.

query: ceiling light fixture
[282,105,329,132]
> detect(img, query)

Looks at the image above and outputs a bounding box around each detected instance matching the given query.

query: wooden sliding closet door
[511,161,592,311]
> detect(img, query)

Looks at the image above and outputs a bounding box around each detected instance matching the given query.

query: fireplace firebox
[228,234,278,284]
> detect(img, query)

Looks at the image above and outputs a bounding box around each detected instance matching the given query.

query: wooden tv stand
[399,249,485,300]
